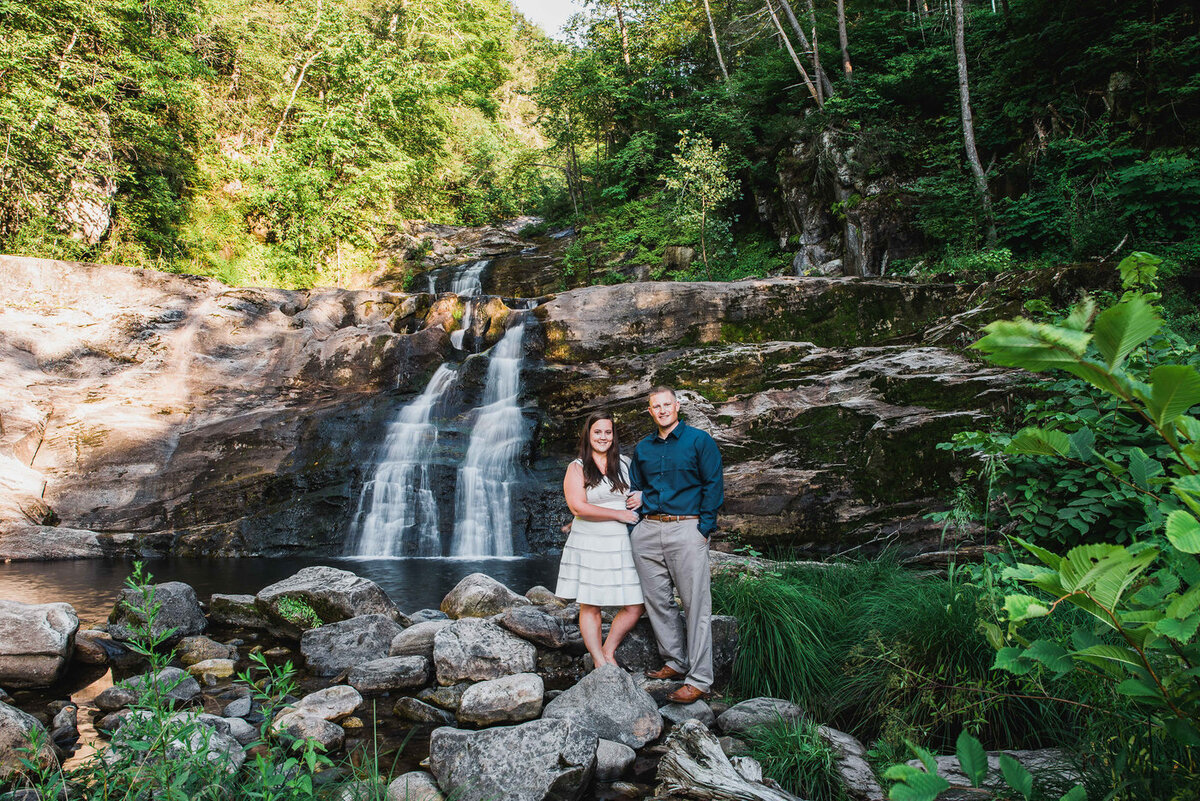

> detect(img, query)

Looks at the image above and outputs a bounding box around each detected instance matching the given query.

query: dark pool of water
[0,554,564,624]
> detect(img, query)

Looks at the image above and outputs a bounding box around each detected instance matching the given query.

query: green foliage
[743,720,848,801]
[276,596,323,629]
[661,130,740,277]
[965,269,1200,748]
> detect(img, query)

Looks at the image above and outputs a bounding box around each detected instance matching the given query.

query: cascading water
[347,366,458,557]
[451,259,488,296]
[450,323,527,557]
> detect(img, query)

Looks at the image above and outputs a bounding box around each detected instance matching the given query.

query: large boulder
[256,567,399,636]
[542,664,662,749]
[0,701,56,780]
[429,718,598,801]
[108,582,206,645]
[440,573,530,619]
[717,698,806,737]
[905,748,1083,801]
[457,673,543,726]
[209,594,270,629]
[0,599,79,688]
[818,726,885,801]
[499,606,573,649]
[300,614,405,676]
[348,656,431,694]
[387,771,445,801]
[432,619,536,685]
[390,620,452,661]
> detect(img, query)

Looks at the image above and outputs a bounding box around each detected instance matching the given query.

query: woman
[556,411,645,669]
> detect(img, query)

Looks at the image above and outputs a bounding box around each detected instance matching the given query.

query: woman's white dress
[556,458,645,606]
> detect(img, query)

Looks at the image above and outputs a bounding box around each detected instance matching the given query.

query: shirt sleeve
[696,432,724,536]
[628,444,644,492]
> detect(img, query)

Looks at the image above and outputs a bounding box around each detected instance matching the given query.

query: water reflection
[0,555,562,624]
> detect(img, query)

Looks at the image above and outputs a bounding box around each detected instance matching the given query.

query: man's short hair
[648,386,677,401]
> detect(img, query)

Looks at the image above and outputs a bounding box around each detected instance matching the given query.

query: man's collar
[652,421,686,442]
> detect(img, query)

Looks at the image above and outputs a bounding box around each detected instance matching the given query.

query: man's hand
[626,491,643,510]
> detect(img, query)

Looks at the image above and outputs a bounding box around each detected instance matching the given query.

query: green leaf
[1117,253,1161,289]
[886,770,952,801]
[1006,427,1071,457]
[955,731,988,787]
[1163,717,1200,747]
[1145,365,1200,427]
[1115,677,1163,698]
[1092,294,1162,369]
[1059,785,1088,801]
[1068,428,1096,461]
[1155,613,1200,643]
[1166,510,1200,554]
[1025,639,1073,674]
[1128,447,1161,490]
[998,754,1033,800]
[1004,595,1051,622]
[993,647,1035,676]
[972,319,1092,372]
[1166,583,1200,619]
[1073,643,1143,672]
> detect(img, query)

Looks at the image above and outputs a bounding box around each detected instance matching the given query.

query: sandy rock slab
[0,599,79,688]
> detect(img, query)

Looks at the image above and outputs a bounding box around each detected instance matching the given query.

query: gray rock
[273,711,345,751]
[125,667,202,705]
[186,658,237,679]
[660,700,716,729]
[408,609,449,625]
[905,749,1083,801]
[289,686,363,722]
[717,698,805,736]
[387,770,445,801]
[429,718,598,801]
[256,567,399,636]
[224,716,258,746]
[73,628,114,665]
[499,606,572,649]
[417,683,470,711]
[817,726,884,801]
[393,697,455,724]
[440,573,530,619]
[433,618,536,685]
[301,614,405,676]
[348,656,431,694]
[595,739,636,782]
[223,695,252,718]
[0,701,56,779]
[108,582,206,645]
[176,635,236,666]
[542,664,662,749]
[719,736,751,757]
[209,594,271,629]
[0,600,79,688]
[524,586,564,607]
[457,673,543,726]
[390,620,452,661]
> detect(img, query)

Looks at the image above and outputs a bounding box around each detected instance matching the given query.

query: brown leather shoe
[644,665,685,680]
[667,684,711,704]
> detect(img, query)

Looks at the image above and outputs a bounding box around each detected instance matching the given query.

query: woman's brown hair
[577,411,629,493]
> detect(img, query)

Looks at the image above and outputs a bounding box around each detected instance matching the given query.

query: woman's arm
[564,462,640,524]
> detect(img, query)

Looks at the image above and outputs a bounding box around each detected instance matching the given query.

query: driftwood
[654,720,800,801]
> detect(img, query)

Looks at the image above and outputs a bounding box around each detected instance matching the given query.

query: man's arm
[696,433,724,536]
[628,442,644,492]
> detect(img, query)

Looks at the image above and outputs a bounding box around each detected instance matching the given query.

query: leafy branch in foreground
[966,253,1200,746]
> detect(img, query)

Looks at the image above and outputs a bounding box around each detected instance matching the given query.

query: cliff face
[0,249,1112,560]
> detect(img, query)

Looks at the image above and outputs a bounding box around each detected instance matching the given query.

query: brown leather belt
[643,514,699,522]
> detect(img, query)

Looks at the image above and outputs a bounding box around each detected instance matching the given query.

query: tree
[836,0,852,82]
[702,0,731,82]
[662,130,740,277]
[952,0,997,246]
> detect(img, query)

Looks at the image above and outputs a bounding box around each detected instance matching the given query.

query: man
[628,386,724,704]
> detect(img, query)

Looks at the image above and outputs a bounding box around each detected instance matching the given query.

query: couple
[555,386,723,705]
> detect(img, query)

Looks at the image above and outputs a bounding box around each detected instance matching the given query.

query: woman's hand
[617,509,640,525]
[626,491,643,510]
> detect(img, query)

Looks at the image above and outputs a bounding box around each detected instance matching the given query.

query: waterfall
[452,259,488,296]
[450,323,527,557]
[348,365,458,557]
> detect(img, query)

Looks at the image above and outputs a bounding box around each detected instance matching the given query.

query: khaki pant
[631,518,713,692]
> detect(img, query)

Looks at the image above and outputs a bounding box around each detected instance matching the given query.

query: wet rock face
[0,254,451,559]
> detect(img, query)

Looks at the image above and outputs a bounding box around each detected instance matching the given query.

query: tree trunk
[614,0,632,66]
[803,0,824,103]
[952,0,997,246]
[702,0,730,81]
[836,0,853,82]
[777,0,834,98]
[765,0,821,106]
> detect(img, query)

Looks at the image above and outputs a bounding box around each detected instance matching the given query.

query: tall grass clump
[742,719,848,801]
[711,571,841,703]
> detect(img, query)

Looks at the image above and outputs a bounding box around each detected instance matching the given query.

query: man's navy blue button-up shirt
[629,421,724,536]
